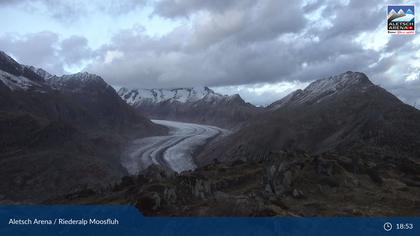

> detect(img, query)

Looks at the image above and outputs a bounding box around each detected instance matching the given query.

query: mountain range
[57,71,420,216]
[2,49,420,216]
[118,87,260,128]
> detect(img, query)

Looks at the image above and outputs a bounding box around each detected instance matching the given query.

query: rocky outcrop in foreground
[54,150,420,216]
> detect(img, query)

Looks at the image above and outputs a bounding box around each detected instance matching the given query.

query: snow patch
[0,70,43,91]
[270,71,373,108]
[118,87,226,106]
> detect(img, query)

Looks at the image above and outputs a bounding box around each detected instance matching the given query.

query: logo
[387,5,415,34]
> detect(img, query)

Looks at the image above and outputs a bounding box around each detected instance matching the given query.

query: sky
[0,0,419,107]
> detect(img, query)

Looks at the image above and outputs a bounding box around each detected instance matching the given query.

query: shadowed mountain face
[0,51,44,84]
[201,71,420,164]
[118,87,260,128]
[0,51,166,202]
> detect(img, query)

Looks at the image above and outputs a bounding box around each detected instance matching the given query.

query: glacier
[121,120,229,174]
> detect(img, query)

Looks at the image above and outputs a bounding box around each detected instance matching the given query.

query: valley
[1,50,420,216]
[55,71,420,216]
[122,120,228,174]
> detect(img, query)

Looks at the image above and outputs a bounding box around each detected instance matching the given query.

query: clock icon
[384,222,393,231]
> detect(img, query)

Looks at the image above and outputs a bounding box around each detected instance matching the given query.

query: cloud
[86,0,380,87]
[213,81,309,106]
[0,0,419,107]
[87,0,309,88]
[0,0,23,5]
[320,0,386,39]
[0,0,147,23]
[0,32,93,74]
[155,0,307,48]
[153,0,254,19]
[0,31,63,73]
[387,78,420,108]
[104,50,124,64]
[59,36,93,66]
[87,30,302,88]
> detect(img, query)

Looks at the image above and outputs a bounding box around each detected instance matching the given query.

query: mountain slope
[118,87,260,128]
[0,51,166,202]
[49,71,420,216]
[268,72,373,109]
[200,71,420,164]
[57,151,420,216]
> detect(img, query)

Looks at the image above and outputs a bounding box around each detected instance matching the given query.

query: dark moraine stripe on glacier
[121,120,229,174]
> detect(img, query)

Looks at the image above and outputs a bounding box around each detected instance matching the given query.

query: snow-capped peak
[58,72,103,82]
[269,71,373,109]
[118,87,226,106]
[304,71,371,94]
[26,65,53,79]
[47,72,108,91]
[0,51,48,92]
[0,51,113,94]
